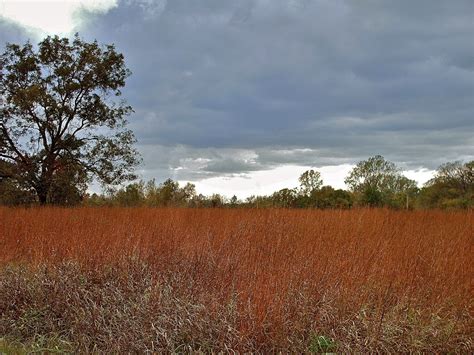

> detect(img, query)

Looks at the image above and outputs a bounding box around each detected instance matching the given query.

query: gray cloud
[0,17,31,44]
[2,0,474,181]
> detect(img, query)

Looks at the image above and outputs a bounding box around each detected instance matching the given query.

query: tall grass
[0,207,472,352]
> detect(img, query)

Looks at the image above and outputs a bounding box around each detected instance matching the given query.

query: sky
[1,0,473,197]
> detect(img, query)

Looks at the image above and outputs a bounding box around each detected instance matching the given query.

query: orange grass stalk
[0,207,472,352]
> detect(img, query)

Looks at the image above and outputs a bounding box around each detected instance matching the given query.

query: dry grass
[0,207,473,352]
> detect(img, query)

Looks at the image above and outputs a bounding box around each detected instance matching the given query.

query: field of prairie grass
[0,207,472,352]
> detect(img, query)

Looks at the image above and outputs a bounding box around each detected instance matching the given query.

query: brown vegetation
[0,207,473,352]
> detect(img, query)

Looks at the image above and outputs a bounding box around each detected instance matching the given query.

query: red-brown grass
[0,207,473,352]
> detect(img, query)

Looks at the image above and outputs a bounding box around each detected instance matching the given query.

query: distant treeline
[1,155,473,209]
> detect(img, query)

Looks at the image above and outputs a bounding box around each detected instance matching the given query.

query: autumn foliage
[0,207,472,352]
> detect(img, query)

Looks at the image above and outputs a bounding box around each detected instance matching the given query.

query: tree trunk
[37,188,48,205]
[37,162,54,205]
[35,181,50,205]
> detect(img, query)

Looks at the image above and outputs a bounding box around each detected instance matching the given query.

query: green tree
[390,175,419,209]
[144,179,196,207]
[359,186,384,207]
[271,188,297,208]
[431,161,474,193]
[1,35,140,204]
[298,169,323,196]
[84,192,110,206]
[244,195,272,208]
[206,193,225,207]
[113,181,145,207]
[229,195,238,205]
[311,186,353,209]
[0,159,36,204]
[148,178,180,206]
[176,182,197,205]
[418,161,474,209]
[345,155,417,207]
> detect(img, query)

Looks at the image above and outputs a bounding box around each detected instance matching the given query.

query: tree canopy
[345,155,418,207]
[1,35,140,204]
[298,169,323,196]
[418,161,474,208]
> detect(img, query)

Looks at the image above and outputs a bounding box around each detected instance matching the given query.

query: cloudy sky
[1,0,473,197]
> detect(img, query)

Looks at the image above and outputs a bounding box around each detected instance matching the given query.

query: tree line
[3,154,467,209]
[1,36,472,209]
[76,155,472,210]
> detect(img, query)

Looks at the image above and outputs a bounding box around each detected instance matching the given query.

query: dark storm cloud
[2,0,474,180]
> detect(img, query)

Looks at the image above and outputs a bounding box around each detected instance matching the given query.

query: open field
[0,207,473,352]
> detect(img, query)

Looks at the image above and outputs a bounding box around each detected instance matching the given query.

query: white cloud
[404,169,435,187]
[191,164,351,199]
[191,165,305,199]
[189,164,434,199]
[0,0,117,35]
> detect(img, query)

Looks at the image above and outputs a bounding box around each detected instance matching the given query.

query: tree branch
[0,124,28,163]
